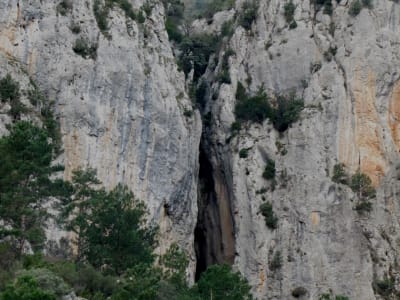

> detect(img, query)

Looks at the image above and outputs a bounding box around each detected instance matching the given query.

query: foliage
[94,0,109,32]
[178,34,219,81]
[292,286,308,298]
[194,264,252,300]
[350,171,375,199]
[373,277,395,297]
[284,1,296,28]
[269,251,282,271]
[239,0,258,30]
[271,93,304,132]
[234,82,303,131]
[332,163,348,184]
[349,0,362,16]
[73,38,98,60]
[263,159,276,180]
[164,0,184,43]
[239,148,249,158]
[200,0,235,19]
[0,121,69,256]
[60,170,156,274]
[217,50,234,84]
[0,275,56,300]
[16,268,71,297]
[84,184,157,275]
[312,0,333,15]
[259,202,278,229]
[0,74,20,103]
[221,20,235,37]
[0,74,26,119]
[235,84,271,123]
[57,0,73,16]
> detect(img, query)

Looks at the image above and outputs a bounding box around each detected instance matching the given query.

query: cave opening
[194,142,235,281]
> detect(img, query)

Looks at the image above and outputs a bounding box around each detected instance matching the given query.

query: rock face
[200,0,400,298]
[0,0,201,275]
[2,0,400,299]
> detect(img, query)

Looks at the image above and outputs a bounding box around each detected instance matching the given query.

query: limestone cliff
[199,0,400,299]
[2,0,400,299]
[0,0,201,276]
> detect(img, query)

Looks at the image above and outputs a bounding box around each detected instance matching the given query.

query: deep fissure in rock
[194,142,235,280]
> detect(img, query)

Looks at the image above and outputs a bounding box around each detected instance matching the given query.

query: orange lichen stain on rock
[257,267,266,292]
[311,211,320,226]
[63,129,83,180]
[339,69,386,187]
[388,81,400,151]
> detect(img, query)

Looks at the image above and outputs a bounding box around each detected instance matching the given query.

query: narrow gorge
[2,0,400,299]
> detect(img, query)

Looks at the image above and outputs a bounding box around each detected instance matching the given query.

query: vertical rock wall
[0,0,202,275]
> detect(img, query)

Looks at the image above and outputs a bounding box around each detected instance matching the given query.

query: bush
[94,0,109,32]
[239,148,249,158]
[284,1,296,24]
[16,268,71,297]
[271,94,304,132]
[349,0,362,16]
[57,0,73,16]
[269,251,282,271]
[263,159,276,180]
[362,0,373,9]
[239,0,258,30]
[0,74,20,103]
[373,277,395,297]
[221,20,234,37]
[235,84,272,123]
[350,171,375,199]
[178,34,219,81]
[0,275,56,300]
[292,286,308,298]
[332,163,347,184]
[194,264,252,299]
[73,38,98,60]
[260,202,278,229]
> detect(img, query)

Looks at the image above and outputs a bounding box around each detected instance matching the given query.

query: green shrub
[94,0,109,32]
[17,268,71,297]
[332,163,348,184]
[350,171,375,199]
[292,286,308,298]
[373,277,395,297]
[201,0,235,19]
[284,1,296,24]
[259,202,278,229]
[70,23,81,34]
[0,275,56,300]
[57,0,73,16]
[194,264,252,299]
[165,17,183,43]
[269,251,282,271]
[0,74,20,103]
[178,34,219,81]
[239,148,249,158]
[349,0,362,16]
[336,296,349,300]
[221,20,234,37]
[271,93,304,132]
[362,0,373,9]
[235,84,272,123]
[231,121,241,132]
[263,159,276,180]
[239,0,258,30]
[73,38,98,60]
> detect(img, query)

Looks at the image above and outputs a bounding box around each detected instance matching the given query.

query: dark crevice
[194,140,235,280]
